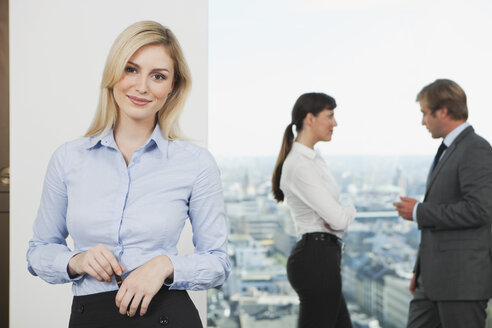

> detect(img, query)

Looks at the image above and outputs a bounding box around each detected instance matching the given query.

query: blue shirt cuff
[58,251,84,282]
[165,254,191,290]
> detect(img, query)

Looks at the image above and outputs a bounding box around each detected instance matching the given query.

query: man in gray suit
[394,79,492,328]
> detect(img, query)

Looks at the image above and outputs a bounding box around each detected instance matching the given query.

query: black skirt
[69,286,202,328]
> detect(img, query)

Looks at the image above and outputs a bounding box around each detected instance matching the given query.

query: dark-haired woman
[272,92,356,327]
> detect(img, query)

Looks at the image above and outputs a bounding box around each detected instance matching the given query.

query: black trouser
[69,286,202,328]
[287,232,352,328]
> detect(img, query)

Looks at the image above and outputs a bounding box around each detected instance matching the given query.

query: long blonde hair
[85,21,191,140]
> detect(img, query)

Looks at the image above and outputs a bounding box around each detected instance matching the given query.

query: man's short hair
[416,79,468,120]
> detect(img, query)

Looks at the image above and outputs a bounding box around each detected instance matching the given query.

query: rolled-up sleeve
[166,149,231,290]
[26,144,81,284]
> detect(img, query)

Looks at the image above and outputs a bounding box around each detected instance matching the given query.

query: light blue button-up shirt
[27,124,231,296]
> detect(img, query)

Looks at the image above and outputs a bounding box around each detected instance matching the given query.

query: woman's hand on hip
[68,244,125,281]
[115,255,174,317]
[322,221,332,230]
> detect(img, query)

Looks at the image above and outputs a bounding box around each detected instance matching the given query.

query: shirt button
[77,305,84,313]
[159,315,169,325]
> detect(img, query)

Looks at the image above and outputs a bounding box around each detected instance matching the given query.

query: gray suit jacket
[415,125,492,301]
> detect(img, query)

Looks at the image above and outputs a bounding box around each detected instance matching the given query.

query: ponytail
[272,92,336,202]
[272,123,295,202]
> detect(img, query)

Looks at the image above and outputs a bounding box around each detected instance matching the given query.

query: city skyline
[208,154,428,328]
[207,1,492,326]
[207,153,492,327]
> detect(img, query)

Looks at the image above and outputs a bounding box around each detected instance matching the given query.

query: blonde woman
[272,93,356,327]
[27,21,230,327]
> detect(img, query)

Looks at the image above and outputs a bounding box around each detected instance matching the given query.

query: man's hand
[409,272,417,295]
[394,196,417,221]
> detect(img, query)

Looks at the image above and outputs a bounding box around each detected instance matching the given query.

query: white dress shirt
[280,142,356,238]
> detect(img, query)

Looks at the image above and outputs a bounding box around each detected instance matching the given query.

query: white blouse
[280,142,356,238]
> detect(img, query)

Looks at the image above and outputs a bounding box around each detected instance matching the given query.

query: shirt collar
[85,123,169,158]
[86,128,116,150]
[443,121,470,147]
[148,123,169,157]
[292,142,317,160]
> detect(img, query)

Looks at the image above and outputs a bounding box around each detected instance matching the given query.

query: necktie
[432,142,447,172]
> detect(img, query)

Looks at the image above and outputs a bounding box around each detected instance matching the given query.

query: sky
[208,0,492,156]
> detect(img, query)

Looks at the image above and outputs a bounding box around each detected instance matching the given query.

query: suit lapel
[425,144,456,194]
[424,126,474,200]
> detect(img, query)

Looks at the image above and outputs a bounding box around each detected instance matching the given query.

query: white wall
[10,1,208,327]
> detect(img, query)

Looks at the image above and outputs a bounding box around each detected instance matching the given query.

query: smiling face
[311,108,337,142]
[113,44,174,126]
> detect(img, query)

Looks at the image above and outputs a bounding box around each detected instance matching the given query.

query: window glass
[207,1,492,327]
